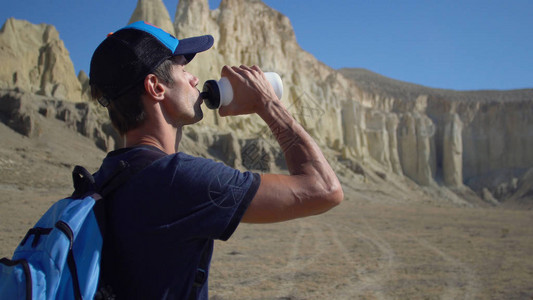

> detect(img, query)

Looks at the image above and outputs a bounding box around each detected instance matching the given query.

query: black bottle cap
[201,80,221,109]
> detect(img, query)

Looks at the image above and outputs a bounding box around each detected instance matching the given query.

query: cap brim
[174,35,214,62]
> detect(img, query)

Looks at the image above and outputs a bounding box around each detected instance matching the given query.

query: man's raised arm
[218,65,343,223]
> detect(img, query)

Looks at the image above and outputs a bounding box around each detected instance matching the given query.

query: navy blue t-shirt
[93,145,260,299]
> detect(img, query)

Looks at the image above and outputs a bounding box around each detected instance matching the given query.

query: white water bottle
[201,72,283,109]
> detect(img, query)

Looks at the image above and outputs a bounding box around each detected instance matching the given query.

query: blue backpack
[0,161,134,300]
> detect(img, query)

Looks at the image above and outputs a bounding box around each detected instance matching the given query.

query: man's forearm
[228,65,342,223]
[258,98,341,194]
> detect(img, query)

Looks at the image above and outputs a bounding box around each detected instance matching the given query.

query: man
[89,21,343,299]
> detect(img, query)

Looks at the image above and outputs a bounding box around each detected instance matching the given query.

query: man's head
[89,21,213,134]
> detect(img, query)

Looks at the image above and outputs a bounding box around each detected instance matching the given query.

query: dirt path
[209,195,533,299]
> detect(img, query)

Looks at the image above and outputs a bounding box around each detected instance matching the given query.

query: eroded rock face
[211,132,243,169]
[0,18,83,101]
[0,90,119,151]
[386,113,402,175]
[398,112,436,186]
[1,0,532,204]
[0,91,41,137]
[365,110,391,169]
[442,113,463,187]
[77,71,91,101]
[170,0,359,147]
[460,100,533,180]
[129,0,175,35]
[170,0,532,193]
[341,100,369,160]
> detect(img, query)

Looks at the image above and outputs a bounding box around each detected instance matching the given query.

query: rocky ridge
[0,18,84,102]
[1,0,532,206]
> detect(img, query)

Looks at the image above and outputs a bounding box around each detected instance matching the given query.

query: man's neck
[125,126,182,154]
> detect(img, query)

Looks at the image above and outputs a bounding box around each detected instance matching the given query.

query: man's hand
[218,65,279,117]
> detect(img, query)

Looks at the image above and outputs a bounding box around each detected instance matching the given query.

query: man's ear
[144,74,165,101]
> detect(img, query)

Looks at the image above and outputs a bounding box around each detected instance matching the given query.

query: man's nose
[191,75,199,87]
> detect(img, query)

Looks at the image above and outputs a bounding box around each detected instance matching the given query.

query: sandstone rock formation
[365,110,391,169]
[340,68,533,199]
[77,71,91,101]
[0,89,120,151]
[397,111,436,186]
[1,0,532,206]
[129,0,175,35]
[441,112,463,187]
[170,0,359,145]
[507,168,533,205]
[386,113,402,175]
[0,90,42,137]
[341,101,369,160]
[0,18,83,101]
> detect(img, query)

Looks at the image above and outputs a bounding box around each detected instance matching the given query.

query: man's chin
[192,106,204,123]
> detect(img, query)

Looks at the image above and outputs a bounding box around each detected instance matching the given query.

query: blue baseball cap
[89,21,214,106]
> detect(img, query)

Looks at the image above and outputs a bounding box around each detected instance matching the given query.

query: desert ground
[210,195,533,299]
[1,120,532,299]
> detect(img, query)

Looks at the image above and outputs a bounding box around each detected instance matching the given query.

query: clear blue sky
[1,0,532,91]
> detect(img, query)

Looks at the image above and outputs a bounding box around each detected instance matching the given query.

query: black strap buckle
[193,268,207,287]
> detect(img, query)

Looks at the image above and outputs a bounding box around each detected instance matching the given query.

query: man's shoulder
[172,152,226,169]
[134,151,226,181]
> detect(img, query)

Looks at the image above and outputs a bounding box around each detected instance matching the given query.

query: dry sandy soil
[1,120,532,299]
[210,195,533,299]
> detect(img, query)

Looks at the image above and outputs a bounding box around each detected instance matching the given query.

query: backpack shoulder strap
[188,243,211,300]
[71,145,167,199]
[99,146,167,195]
[71,166,97,198]
[70,161,131,199]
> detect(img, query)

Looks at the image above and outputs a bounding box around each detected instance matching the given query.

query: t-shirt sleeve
[154,153,260,241]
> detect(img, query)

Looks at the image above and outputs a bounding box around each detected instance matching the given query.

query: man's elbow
[327,183,344,207]
[316,182,343,210]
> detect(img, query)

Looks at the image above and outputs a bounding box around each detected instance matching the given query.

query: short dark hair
[90,58,176,135]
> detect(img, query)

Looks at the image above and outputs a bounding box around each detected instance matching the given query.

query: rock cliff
[130,0,533,203]
[129,0,175,35]
[1,0,532,205]
[340,68,533,200]
[0,18,84,102]
[0,89,120,151]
